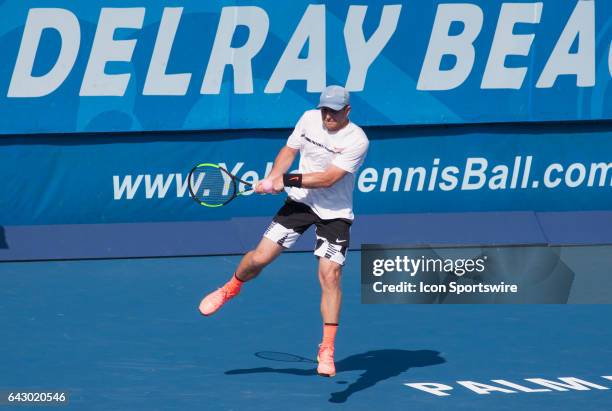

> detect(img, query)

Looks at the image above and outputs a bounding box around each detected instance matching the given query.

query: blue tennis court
[2,252,611,410]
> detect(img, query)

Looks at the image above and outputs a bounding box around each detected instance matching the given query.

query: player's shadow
[225,349,445,403]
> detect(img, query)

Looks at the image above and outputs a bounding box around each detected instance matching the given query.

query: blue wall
[1,122,611,226]
[0,0,610,133]
[1,121,611,261]
[0,0,611,260]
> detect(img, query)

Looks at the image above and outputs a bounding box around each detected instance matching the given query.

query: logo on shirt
[303,135,340,154]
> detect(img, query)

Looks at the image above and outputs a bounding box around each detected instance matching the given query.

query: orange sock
[322,323,338,347]
[222,273,244,297]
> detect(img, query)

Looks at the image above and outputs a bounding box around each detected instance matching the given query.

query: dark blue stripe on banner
[2,211,611,261]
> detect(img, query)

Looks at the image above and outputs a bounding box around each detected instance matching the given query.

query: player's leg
[313,218,351,377]
[199,237,282,316]
[235,237,284,282]
[316,258,342,377]
[318,257,343,324]
[199,199,314,316]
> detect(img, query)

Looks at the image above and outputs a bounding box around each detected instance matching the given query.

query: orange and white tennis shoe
[199,288,234,316]
[317,344,336,377]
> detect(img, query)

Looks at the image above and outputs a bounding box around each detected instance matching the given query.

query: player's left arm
[270,165,347,191]
[299,166,348,188]
[272,137,369,191]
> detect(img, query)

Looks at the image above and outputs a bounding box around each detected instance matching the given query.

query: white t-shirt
[285,109,369,221]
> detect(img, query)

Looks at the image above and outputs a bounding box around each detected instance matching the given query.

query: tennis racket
[188,163,255,207]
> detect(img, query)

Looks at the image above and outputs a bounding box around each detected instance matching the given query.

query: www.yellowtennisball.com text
[112,156,611,200]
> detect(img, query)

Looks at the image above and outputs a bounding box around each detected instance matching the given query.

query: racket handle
[260,179,275,194]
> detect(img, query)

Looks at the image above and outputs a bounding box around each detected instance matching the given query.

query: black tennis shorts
[263,199,352,265]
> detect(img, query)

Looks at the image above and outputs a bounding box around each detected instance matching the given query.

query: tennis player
[199,85,369,377]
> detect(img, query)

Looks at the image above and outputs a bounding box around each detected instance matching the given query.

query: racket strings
[190,166,236,205]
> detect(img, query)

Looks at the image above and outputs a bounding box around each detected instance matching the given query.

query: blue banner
[1,123,611,225]
[0,0,611,134]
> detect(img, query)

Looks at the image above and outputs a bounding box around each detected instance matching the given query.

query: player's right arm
[255,145,298,193]
[256,112,307,193]
[267,145,298,180]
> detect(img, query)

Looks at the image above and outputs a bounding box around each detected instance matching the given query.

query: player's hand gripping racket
[188,163,273,207]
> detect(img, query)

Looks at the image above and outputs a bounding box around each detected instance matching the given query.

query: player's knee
[250,248,273,268]
[319,265,341,289]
